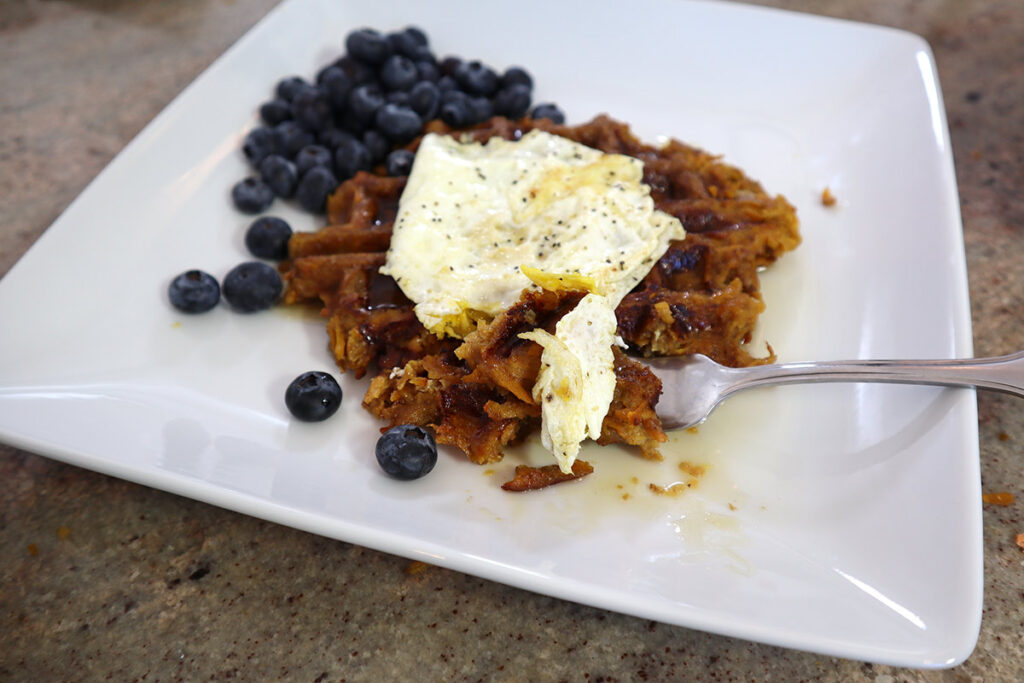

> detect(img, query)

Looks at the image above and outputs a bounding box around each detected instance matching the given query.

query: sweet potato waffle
[280,114,800,470]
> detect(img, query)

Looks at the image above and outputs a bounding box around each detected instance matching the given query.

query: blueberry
[295,165,339,213]
[402,26,429,47]
[454,60,499,96]
[318,128,356,151]
[385,32,412,56]
[333,136,372,180]
[440,96,471,128]
[295,144,334,176]
[439,56,462,77]
[501,66,533,90]
[386,149,415,177]
[409,81,441,120]
[272,121,315,159]
[437,75,458,92]
[441,89,469,110]
[386,27,428,59]
[314,61,336,85]
[346,28,391,65]
[221,261,283,312]
[362,129,390,164]
[375,104,423,143]
[379,55,418,92]
[168,270,220,313]
[347,83,385,125]
[245,216,293,260]
[275,76,309,102]
[531,103,565,124]
[259,99,292,126]
[242,127,276,166]
[320,65,354,109]
[493,84,532,119]
[386,90,412,108]
[259,154,298,198]
[415,60,440,83]
[231,177,275,214]
[335,55,378,85]
[387,28,434,62]
[375,425,438,480]
[408,45,436,63]
[291,85,333,133]
[285,371,343,422]
[466,96,493,125]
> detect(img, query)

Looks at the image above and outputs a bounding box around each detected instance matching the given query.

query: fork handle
[732,350,1024,398]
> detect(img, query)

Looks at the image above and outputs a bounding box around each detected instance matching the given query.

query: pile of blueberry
[231,25,566,215]
[175,26,577,480]
[167,216,293,315]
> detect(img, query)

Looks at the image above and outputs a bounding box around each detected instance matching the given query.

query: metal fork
[643,351,1024,430]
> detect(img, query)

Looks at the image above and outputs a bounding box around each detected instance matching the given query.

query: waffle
[280,114,800,467]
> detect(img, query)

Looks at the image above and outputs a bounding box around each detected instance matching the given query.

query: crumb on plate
[501,460,593,491]
[821,187,837,207]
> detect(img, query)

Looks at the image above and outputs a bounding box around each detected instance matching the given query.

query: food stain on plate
[670,502,753,577]
[481,401,760,572]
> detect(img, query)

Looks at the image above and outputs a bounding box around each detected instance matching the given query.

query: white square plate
[0,0,979,667]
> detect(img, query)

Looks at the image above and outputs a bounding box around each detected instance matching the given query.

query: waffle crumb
[982,492,1015,506]
[501,460,594,491]
[405,560,431,575]
[678,461,707,478]
[649,481,694,496]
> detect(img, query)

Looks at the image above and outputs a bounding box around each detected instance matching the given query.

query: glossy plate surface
[0,0,979,667]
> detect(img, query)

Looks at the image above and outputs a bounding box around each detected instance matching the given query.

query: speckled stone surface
[1,0,1022,680]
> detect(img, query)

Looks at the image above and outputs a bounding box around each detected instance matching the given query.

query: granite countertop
[2,0,1022,679]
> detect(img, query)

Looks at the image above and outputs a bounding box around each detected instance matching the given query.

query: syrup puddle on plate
[483,391,781,575]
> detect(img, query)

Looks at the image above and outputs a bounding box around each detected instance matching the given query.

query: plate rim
[0,0,981,668]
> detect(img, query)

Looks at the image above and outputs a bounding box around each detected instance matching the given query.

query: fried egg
[383,129,685,470]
